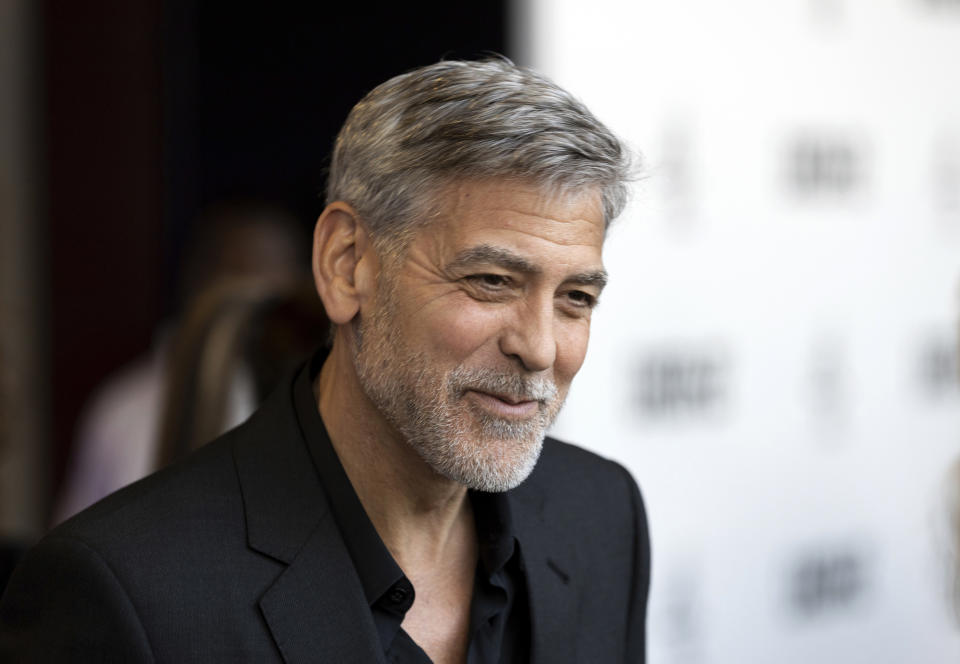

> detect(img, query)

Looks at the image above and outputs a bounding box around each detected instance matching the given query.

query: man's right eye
[465,274,512,289]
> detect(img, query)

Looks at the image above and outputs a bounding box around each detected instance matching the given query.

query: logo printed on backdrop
[634,349,729,419]
[787,135,865,197]
[658,124,698,226]
[917,332,960,400]
[808,0,847,25]
[922,0,960,11]
[650,565,704,664]
[788,545,871,618]
[806,336,850,436]
[932,134,960,218]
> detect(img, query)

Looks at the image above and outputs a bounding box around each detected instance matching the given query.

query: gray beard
[352,312,562,492]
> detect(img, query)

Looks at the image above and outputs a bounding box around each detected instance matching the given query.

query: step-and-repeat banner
[521,1,960,661]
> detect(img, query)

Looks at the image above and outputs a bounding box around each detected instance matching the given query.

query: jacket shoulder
[518,437,647,539]
[533,437,639,495]
[54,369,301,551]
[1,398,297,662]
[55,431,243,548]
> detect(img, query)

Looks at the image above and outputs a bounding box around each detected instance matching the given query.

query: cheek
[420,302,500,358]
[554,321,591,384]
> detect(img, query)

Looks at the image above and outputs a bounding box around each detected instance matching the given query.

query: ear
[312,201,379,325]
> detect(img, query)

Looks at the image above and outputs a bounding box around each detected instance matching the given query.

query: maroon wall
[43,0,165,504]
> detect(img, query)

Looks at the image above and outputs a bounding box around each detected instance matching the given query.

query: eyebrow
[447,244,608,291]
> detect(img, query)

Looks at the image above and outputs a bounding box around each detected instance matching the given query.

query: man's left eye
[565,290,597,308]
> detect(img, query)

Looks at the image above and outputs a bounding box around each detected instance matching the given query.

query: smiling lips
[466,389,541,418]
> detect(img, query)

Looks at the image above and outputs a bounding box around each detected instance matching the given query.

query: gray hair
[326,57,633,250]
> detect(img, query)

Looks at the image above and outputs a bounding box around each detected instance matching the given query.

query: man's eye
[467,274,511,289]
[565,290,597,308]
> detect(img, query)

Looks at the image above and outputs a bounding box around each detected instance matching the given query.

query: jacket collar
[231,373,325,564]
[231,368,385,663]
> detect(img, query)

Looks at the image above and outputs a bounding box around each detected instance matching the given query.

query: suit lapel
[259,514,384,664]
[510,482,581,664]
[232,375,385,663]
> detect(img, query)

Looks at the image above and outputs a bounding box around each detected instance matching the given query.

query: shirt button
[389,585,408,604]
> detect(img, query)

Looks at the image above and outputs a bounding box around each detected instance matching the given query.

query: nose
[498,298,557,373]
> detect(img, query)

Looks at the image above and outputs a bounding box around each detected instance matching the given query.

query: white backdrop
[518,1,960,662]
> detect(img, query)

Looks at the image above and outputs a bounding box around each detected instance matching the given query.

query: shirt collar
[471,490,519,577]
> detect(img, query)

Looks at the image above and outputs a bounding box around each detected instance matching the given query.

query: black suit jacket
[0,371,650,663]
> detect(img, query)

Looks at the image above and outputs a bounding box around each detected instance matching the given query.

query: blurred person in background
[52,200,308,523]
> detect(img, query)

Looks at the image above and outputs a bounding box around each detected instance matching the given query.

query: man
[0,58,649,663]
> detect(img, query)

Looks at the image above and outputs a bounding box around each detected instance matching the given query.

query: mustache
[447,367,559,403]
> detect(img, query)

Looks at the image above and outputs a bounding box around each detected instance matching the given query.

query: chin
[432,431,546,493]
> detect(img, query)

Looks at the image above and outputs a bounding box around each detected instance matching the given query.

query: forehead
[423,179,606,253]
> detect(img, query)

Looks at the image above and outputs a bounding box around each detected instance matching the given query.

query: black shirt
[292,352,530,664]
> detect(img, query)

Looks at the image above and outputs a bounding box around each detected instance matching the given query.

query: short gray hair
[326,57,632,249]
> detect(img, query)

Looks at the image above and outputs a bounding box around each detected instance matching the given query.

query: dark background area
[41,0,507,518]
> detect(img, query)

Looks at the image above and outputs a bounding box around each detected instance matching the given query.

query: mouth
[465,389,541,419]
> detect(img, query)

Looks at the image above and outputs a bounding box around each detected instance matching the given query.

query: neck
[316,335,473,568]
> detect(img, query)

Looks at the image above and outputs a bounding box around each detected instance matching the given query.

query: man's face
[353,179,607,492]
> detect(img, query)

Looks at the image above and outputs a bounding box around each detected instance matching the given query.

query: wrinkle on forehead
[436,179,606,247]
[381,179,607,294]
